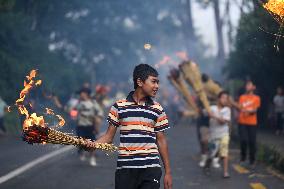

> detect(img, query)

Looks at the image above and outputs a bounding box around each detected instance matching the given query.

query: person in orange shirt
[235,80,261,168]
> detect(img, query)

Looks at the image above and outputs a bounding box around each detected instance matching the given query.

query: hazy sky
[192,0,242,56]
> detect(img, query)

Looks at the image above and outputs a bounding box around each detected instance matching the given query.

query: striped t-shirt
[107,91,170,169]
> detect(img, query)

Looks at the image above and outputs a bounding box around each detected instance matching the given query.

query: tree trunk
[185,0,194,38]
[180,0,197,60]
[213,0,225,67]
[225,0,233,52]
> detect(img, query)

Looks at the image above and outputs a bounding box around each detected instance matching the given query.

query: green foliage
[227,8,284,89]
[0,3,87,104]
[0,0,210,103]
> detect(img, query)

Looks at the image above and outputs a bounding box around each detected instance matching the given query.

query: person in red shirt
[235,80,261,167]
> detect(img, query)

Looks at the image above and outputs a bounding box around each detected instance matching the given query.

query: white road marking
[0,146,74,184]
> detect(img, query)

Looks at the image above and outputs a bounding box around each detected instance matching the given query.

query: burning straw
[13,70,117,152]
[263,0,284,22]
[262,0,284,50]
[23,125,117,152]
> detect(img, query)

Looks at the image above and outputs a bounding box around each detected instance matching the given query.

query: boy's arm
[229,96,242,110]
[156,132,172,189]
[88,124,117,147]
[209,109,231,125]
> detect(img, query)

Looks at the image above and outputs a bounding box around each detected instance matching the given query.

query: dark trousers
[276,113,283,131]
[76,126,95,154]
[238,124,257,164]
[115,168,162,189]
[0,118,5,132]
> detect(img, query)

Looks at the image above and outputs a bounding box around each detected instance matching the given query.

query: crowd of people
[0,64,283,188]
[197,80,262,178]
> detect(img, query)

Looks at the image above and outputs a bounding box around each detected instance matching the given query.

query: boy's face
[138,75,159,97]
[80,92,89,100]
[219,94,229,106]
[277,87,283,95]
[245,82,256,93]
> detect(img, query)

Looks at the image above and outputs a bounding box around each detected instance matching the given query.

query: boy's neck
[133,89,148,105]
[82,98,91,101]
[246,91,254,95]
[217,103,224,109]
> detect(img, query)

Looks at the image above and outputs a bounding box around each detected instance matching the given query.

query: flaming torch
[262,0,284,50]
[263,0,284,23]
[14,70,117,152]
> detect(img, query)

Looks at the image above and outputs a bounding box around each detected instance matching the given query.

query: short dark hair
[133,64,158,89]
[218,90,229,99]
[246,79,255,85]
[79,87,91,96]
[201,73,209,82]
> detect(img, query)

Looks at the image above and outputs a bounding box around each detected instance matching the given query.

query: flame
[155,52,188,69]
[176,51,188,61]
[26,70,37,80]
[23,113,45,130]
[14,70,45,131]
[45,108,65,127]
[16,70,41,105]
[155,56,171,68]
[262,0,284,50]
[46,108,55,115]
[14,69,65,133]
[56,115,65,127]
[263,0,284,18]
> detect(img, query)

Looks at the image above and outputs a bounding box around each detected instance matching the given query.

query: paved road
[0,122,284,189]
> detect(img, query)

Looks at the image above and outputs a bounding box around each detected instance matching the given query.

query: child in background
[208,91,231,178]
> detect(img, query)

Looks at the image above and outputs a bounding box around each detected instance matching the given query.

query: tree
[197,0,226,69]
[226,6,284,126]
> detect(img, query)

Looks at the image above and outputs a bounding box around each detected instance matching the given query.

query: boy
[88,64,172,189]
[208,91,231,178]
[236,80,261,168]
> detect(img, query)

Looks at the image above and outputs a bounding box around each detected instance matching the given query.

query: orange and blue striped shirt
[107,91,170,169]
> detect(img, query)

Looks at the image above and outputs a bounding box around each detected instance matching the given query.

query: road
[0,121,283,189]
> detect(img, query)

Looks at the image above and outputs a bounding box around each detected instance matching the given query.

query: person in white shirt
[208,91,231,178]
[273,86,284,135]
[76,88,103,166]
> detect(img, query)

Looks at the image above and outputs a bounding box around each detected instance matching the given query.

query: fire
[46,108,55,115]
[45,108,66,127]
[12,70,117,152]
[16,70,41,105]
[155,56,171,68]
[155,52,188,69]
[56,115,65,127]
[176,51,189,61]
[23,113,45,130]
[262,0,284,50]
[14,69,65,131]
[263,0,284,19]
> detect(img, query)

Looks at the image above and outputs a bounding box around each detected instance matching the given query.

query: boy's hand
[85,139,96,149]
[164,173,172,189]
